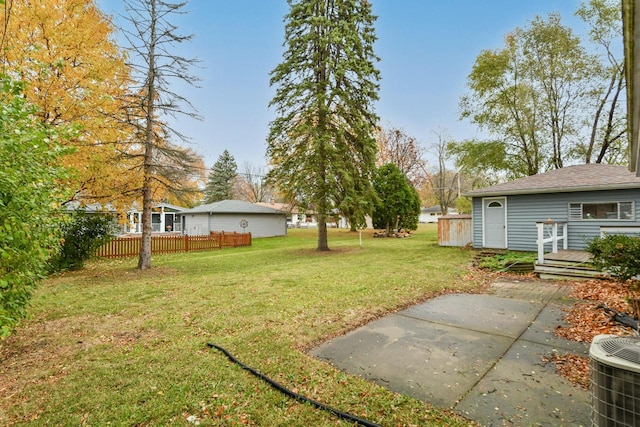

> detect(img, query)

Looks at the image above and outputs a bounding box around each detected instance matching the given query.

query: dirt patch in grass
[293,246,362,256]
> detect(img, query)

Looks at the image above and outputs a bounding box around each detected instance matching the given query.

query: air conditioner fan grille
[599,337,640,364]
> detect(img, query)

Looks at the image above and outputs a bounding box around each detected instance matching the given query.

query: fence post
[184,234,189,252]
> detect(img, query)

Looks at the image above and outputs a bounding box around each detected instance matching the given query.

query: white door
[484,198,506,248]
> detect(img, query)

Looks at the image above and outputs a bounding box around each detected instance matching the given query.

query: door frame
[482,197,507,249]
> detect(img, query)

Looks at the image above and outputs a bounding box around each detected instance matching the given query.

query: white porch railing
[536,221,568,264]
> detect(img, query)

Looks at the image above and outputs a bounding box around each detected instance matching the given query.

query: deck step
[534,264,608,279]
[539,259,599,271]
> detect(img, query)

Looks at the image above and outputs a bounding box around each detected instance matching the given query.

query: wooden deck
[542,249,592,263]
[535,249,606,280]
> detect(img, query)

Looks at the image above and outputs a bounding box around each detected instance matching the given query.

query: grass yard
[1,225,485,426]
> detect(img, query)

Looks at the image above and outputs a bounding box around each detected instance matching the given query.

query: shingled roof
[464,164,640,197]
[181,200,285,215]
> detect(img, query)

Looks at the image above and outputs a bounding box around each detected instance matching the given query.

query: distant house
[419,206,458,223]
[68,201,186,235]
[125,202,185,234]
[464,164,640,251]
[255,201,320,228]
[181,200,287,238]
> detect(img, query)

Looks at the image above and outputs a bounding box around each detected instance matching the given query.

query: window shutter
[568,203,582,221]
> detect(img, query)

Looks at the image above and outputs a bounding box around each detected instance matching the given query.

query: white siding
[184,214,210,236]
[184,213,287,238]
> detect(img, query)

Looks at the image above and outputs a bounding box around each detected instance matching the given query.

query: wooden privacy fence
[96,232,252,258]
[438,214,472,247]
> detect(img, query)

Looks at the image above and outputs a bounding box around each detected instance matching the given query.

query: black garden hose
[206,343,383,427]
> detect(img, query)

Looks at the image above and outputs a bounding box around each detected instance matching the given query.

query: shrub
[50,211,117,272]
[372,164,420,233]
[0,76,73,338]
[585,234,640,282]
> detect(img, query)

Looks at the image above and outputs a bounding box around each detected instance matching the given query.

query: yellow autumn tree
[0,0,139,207]
[121,116,205,208]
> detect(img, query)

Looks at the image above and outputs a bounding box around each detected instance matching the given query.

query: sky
[97,0,589,170]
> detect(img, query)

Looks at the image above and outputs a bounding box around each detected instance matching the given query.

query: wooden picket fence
[96,231,252,258]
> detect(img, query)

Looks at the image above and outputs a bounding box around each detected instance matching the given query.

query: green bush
[372,164,420,232]
[0,76,74,338]
[586,234,640,281]
[50,211,117,272]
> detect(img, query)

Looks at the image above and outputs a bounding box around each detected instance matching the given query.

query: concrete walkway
[310,280,590,426]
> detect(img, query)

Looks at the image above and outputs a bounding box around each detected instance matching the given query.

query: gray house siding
[472,189,640,251]
[471,198,483,248]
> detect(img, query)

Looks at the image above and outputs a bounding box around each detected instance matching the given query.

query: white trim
[482,197,507,249]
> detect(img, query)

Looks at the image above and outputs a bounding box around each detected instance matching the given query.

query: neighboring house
[68,201,185,235]
[65,201,121,231]
[464,164,640,251]
[181,200,287,238]
[125,202,185,234]
[255,201,320,228]
[419,206,458,223]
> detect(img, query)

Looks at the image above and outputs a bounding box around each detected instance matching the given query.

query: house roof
[464,164,640,197]
[66,201,118,213]
[127,202,186,213]
[255,201,299,213]
[182,200,286,215]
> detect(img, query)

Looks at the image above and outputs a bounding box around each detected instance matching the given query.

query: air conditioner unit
[590,334,640,427]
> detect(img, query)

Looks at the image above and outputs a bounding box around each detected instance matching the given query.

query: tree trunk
[137,170,152,270]
[137,0,157,270]
[317,214,329,251]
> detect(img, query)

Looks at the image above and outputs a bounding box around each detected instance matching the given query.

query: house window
[568,201,634,221]
[487,201,503,208]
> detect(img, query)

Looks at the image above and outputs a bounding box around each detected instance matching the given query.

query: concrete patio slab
[310,282,591,426]
[400,293,542,338]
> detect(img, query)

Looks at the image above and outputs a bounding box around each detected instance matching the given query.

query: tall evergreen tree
[267,0,380,251]
[204,150,237,203]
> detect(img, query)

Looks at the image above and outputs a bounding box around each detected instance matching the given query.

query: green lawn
[1,225,484,426]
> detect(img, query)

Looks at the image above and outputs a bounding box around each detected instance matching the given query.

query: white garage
[181,200,287,238]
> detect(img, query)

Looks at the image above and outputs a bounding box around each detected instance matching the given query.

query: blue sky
[98,0,588,170]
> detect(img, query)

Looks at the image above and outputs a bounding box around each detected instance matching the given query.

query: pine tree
[204,150,238,203]
[267,0,380,251]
